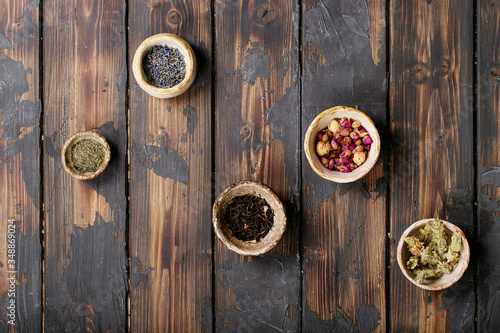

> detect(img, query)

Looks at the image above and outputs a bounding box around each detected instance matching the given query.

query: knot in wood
[408,63,431,84]
[167,10,181,24]
[490,64,500,82]
[253,4,275,25]
[438,59,451,77]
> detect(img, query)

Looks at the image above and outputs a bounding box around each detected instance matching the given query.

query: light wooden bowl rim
[212,180,287,256]
[304,106,381,183]
[397,218,470,290]
[132,33,197,99]
[61,131,111,180]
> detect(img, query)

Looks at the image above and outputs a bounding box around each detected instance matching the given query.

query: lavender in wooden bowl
[132,33,196,99]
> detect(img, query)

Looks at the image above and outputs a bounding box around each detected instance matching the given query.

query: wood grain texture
[301,0,387,331]
[0,0,41,331]
[43,1,128,331]
[389,0,475,331]
[214,0,301,331]
[128,1,213,331]
[477,0,500,331]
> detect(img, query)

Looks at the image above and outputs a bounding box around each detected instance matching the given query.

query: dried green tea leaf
[404,218,462,284]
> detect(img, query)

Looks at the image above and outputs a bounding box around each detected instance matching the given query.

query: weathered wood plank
[128,1,213,331]
[43,1,128,331]
[389,0,475,331]
[214,0,301,331]
[301,0,388,331]
[477,0,500,331]
[0,0,41,331]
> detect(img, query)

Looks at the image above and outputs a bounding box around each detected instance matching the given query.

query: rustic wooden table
[1,0,499,332]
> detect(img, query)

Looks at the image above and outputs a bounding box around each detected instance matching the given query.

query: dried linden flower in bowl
[404,218,462,283]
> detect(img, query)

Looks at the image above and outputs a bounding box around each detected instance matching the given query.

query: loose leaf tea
[224,194,274,242]
[70,139,106,173]
[404,218,462,283]
[143,45,186,88]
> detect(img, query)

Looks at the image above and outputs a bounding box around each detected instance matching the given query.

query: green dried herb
[404,218,462,283]
[71,139,106,173]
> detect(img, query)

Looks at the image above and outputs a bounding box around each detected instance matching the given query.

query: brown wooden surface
[42,1,128,331]
[0,0,41,331]
[128,0,213,331]
[301,0,387,331]
[214,0,301,331]
[389,0,475,331]
[478,0,500,331]
[1,0,500,332]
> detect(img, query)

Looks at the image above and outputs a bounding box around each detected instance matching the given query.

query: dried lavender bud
[143,45,186,89]
[70,139,106,173]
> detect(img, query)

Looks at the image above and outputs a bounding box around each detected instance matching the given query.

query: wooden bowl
[212,181,287,256]
[397,218,470,290]
[304,106,380,183]
[61,131,111,180]
[132,33,197,98]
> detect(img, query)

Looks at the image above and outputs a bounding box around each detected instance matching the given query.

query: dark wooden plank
[389,0,475,331]
[214,0,301,331]
[300,0,387,331]
[0,0,41,331]
[477,0,500,331]
[43,1,128,331]
[128,1,212,331]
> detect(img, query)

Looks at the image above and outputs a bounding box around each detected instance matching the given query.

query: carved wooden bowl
[397,218,470,290]
[212,181,287,256]
[61,131,111,180]
[304,106,380,183]
[132,33,196,98]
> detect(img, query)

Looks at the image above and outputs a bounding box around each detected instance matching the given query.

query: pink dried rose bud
[349,163,357,170]
[340,165,351,173]
[343,144,350,151]
[334,133,343,142]
[339,150,351,158]
[358,126,367,133]
[348,143,356,151]
[363,136,373,145]
[321,156,329,166]
[328,119,340,133]
[365,144,371,151]
[328,159,335,170]
[342,157,351,165]
[331,140,339,150]
[338,128,351,136]
[350,132,360,140]
[317,132,323,141]
[340,118,352,127]
[343,136,352,145]
[355,139,362,146]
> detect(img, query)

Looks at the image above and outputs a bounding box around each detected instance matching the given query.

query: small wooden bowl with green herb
[397,218,470,290]
[132,33,196,99]
[61,131,111,180]
[212,181,287,256]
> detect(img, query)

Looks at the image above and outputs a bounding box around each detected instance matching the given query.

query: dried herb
[142,45,186,88]
[71,139,106,173]
[224,194,274,242]
[404,218,462,283]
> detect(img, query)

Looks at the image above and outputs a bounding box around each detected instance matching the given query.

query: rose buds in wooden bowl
[212,181,287,256]
[132,33,197,98]
[397,218,470,290]
[61,131,111,180]
[304,106,380,183]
